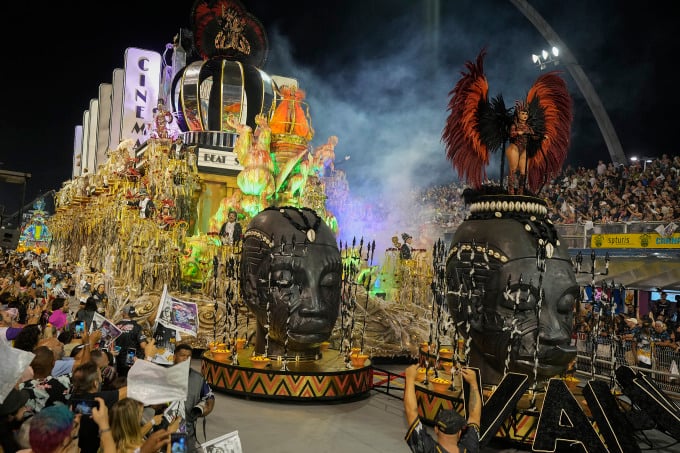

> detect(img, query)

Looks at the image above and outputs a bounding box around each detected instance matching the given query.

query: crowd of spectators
[0,250,215,453]
[326,154,680,251]
[541,154,680,225]
[412,154,680,230]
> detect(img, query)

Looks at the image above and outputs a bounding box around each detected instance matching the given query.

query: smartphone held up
[170,433,188,453]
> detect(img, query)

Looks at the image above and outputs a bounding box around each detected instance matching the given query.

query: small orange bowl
[430,377,451,393]
[235,338,247,351]
[250,356,271,369]
[211,349,231,361]
[438,348,454,359]
[350,353,369,367]
[209,342,227,352]
[440,361,453,373]
[416,367,435,381]
[319,341,331,352]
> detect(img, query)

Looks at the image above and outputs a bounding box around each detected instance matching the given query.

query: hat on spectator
[0,388,29,417]
[122,304,137,317]
[434,408,466,434]
[625,318,638,325]
[401,233,412,241]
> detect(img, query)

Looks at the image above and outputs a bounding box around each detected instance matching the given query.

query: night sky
[0,0,676,223]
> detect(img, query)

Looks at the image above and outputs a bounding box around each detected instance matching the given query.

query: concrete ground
[193,357,679,453]
[193,358,534,453]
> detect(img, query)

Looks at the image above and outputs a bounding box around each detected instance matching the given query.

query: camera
[189,400,208,420]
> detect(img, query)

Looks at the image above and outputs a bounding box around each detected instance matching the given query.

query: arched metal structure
[510,0,627,165]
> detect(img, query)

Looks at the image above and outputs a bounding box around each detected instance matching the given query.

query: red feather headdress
[442,49,491,189]
[442,49,573,193]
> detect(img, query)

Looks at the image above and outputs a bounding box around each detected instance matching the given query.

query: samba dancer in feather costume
[442,48,572,195]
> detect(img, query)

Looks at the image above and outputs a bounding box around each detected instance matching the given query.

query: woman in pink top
[48,297,69,331]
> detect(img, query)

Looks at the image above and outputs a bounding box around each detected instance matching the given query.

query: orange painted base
[201,347,373,401]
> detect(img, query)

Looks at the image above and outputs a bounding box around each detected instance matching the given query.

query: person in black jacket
[75,297,98,330]
[113,304,148,377]
[219,210,242,246]
[399,233,413,260]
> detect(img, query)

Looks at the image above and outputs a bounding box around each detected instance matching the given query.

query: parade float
[16,198,52,255]
[46,0,436,400]
[41,2,680,450]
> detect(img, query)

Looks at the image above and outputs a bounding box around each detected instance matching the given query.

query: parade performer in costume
[400,233,413,260]
[219,210,242,245]
[152,98,174,140]
[506,101,537,193]
[442,48,572,194]
[312,135,339,176]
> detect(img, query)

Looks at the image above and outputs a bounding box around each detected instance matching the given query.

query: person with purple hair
[27,399,117,453]
[28,404,80,453]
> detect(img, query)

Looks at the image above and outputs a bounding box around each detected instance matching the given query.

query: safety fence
[554,220,666,249]
[575,334,680,395]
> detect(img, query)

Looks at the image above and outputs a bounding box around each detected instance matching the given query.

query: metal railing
[553,221,668,249]
[575,334,680,398]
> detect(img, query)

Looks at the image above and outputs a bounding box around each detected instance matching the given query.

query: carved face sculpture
[446,195,578,385]
[240,207,342,359]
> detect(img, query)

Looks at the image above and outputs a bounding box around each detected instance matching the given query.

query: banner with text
[591,232,680,249]
[121,47,162,148]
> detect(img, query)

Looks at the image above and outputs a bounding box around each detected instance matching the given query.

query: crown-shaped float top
[191,0,268,67]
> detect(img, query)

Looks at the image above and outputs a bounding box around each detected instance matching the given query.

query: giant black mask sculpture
[446,191,578,385]
[240,206,342,359]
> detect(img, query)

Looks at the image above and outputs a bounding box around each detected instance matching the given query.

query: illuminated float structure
[410,49,680,451]
[165,0,371,400]
[44,2,680,448]
[46,0,374,401]
[16,197,52,255]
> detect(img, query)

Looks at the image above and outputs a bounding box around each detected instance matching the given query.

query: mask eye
[320,272,340,288]
[501,283,538,311]
[272,270,294,288]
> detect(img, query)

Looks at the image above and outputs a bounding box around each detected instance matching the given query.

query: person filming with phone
[173,344,215,452]
[114,304,148,378]
[70,361,128,452]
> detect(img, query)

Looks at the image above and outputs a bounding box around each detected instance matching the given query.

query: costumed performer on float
[442,48,572,195]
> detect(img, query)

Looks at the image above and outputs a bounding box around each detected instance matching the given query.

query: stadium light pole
[629,156,653,171]
[512,0,627,166]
